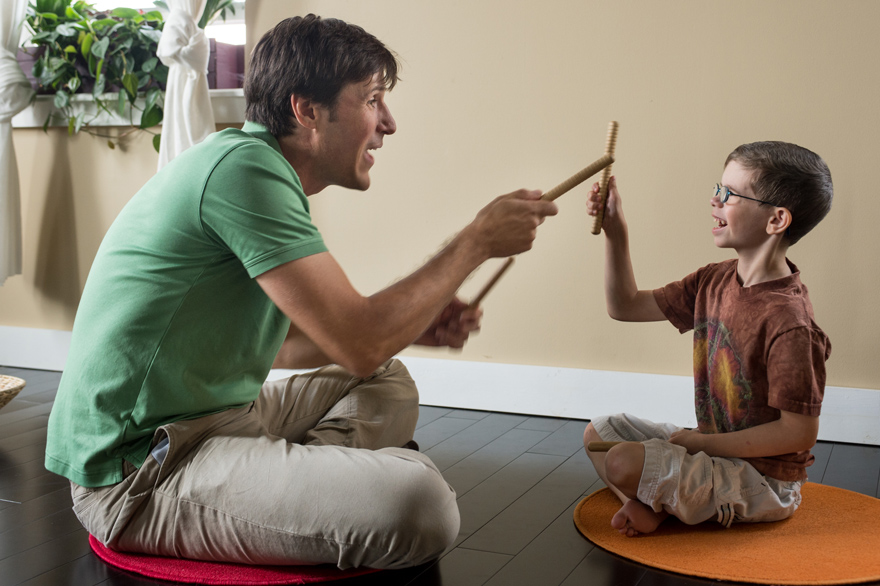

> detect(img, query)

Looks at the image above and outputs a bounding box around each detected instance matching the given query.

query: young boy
[583,141,833,537]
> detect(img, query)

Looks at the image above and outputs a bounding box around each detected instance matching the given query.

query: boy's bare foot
[610,500,668,537]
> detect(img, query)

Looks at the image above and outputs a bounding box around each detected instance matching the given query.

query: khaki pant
[592,413,802,528]
[71,359,460,569]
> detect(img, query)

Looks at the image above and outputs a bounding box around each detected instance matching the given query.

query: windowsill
[11,88,245,128]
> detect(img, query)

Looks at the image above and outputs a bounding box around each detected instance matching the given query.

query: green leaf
[67,116,75,135]
[141,57,158,73]
[37,12,59,21]
[122,73,138,98]
[54,89,70,109]
[108,140,116,149]
[92,75,105,97]
[36,0,66,15]
[152,133,161,153]
[153,64,168,86]
[63,45,77,53]
[67,76,81,92]
[153,1,170,11]
[81,32,93,57]
[144,87,161,112]
[140,28,162,44]
[140,104,162,129]
[91,36,109,59]
[74,113,85,133]
[32,59,44,79]
[91,18,116,30]
[142,11,164,22]
[56,23,77,36]
[111,7,140,19]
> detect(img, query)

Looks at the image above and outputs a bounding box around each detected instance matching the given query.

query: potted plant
[19,0,241,151]
[22,0,168,150]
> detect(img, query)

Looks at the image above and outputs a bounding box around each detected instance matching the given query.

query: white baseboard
[0,326,71,371]
[3,326,877,445]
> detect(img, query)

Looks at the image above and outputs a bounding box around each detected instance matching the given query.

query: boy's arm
[668,410,819,458]
[587,177,666,322]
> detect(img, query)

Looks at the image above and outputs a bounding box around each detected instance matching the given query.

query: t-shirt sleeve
[653,267,705,333]
[199,143,328,278]
[766,326,830,416]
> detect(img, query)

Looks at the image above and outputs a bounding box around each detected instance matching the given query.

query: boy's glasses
[713,184,774,206]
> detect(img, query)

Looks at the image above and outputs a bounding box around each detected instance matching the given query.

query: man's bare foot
[610,500,668,537]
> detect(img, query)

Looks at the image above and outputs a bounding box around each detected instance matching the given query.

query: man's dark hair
[725,141,833,245]
[244,14,400,137]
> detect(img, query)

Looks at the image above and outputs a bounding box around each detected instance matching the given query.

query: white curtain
[156,0,215,170]
[0,0,33,285]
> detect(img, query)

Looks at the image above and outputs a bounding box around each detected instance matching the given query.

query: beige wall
[5,1,879,391]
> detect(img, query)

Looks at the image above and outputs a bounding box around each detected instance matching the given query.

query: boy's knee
[584,422,600,448]
[605,442,645,498]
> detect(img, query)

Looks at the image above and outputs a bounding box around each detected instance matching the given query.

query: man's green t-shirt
[45,122,328,488]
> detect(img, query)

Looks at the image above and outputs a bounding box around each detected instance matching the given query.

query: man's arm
[587,177,666,322]
[668,410,820,458]
[259,189,557,377]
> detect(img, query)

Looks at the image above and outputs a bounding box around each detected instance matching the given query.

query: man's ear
[290,94,318,130]
[767,207,793,236]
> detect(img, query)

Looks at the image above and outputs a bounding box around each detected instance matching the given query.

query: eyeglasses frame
[713,183,775,206]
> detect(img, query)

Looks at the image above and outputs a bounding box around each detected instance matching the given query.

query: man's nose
[379,104,396,135]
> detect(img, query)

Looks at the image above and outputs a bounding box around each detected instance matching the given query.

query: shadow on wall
[32,132,80,324]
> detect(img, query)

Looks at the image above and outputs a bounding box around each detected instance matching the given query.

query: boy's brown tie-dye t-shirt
[653,259,831,482]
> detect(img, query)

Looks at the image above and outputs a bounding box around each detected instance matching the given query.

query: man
[46,15,557,569]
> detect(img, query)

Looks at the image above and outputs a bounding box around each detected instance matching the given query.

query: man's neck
[277,132,325,196]
[734,238,792,287]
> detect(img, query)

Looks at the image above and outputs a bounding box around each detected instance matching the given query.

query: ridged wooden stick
[466,152,615,308]
[591,121,619,234]
[468,258,514,309]
[541,154,614,202]
[587,441,622,452]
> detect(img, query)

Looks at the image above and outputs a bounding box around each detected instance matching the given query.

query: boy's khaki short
[592,413,802,527]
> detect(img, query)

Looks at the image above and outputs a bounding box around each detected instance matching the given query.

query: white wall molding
[11,88,245,128]
[3,326,876,445]
[0,326,70,371]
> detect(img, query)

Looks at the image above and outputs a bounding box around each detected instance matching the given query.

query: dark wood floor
[2,365,879,586]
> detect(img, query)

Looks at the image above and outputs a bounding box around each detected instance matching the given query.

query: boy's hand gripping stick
[468,153,615,309]
[590,121,619,235]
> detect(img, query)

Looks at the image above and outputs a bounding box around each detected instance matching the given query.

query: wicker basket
[0,375,26,411]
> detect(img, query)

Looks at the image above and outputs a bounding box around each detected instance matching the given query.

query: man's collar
[242,121,283,155]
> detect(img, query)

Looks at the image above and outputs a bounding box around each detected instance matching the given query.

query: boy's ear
[290,94,318,130]
[767,207,793,237]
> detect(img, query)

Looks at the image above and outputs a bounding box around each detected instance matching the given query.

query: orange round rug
[574,483,880,585]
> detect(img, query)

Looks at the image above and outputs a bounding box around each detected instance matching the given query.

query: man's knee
[371,453,459,568]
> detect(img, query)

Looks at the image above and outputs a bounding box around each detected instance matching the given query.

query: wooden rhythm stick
[541,153,615,202]
[466,154,615,308]
[590,121,620,235]
[587,441,623,452]
[468,257,514,309]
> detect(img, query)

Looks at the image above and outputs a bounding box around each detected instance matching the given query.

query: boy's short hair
[725,141,833,245]
[244,14,400,138]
